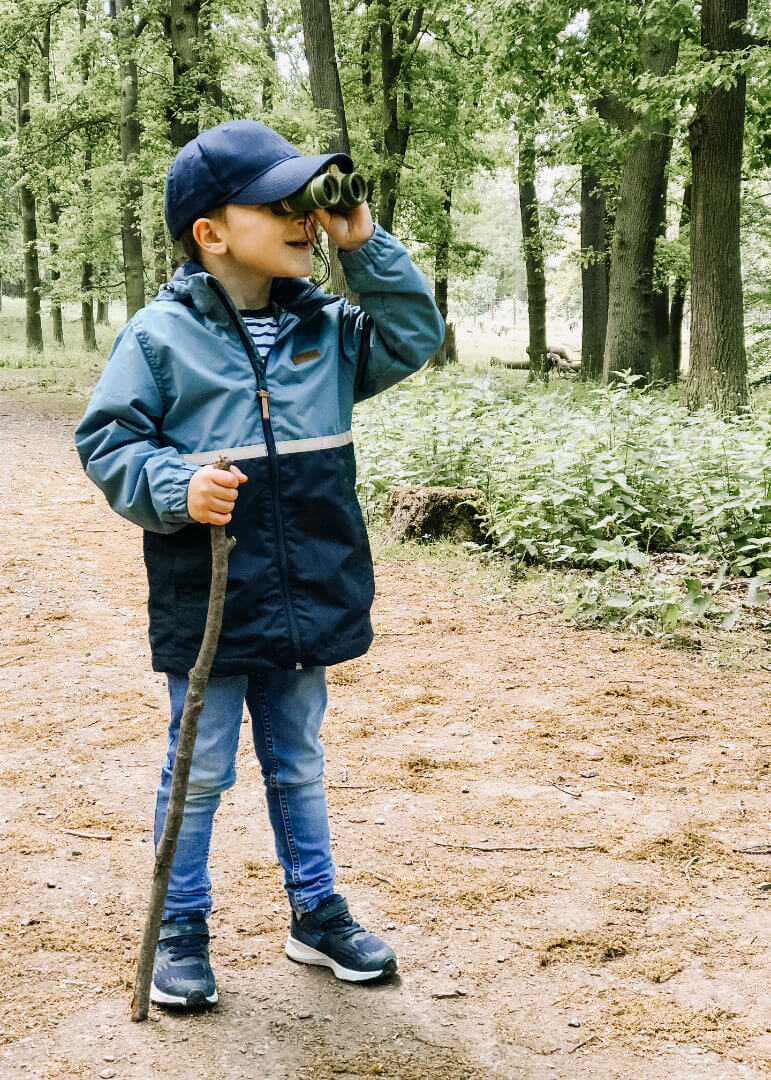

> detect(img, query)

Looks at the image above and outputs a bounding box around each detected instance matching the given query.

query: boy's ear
[192,215,227,255]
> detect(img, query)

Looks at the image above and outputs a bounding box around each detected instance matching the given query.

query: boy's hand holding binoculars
[314,201,375,253]
[187,464,248,525]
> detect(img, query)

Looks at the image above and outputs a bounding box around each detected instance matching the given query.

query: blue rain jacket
[75,224,445,676]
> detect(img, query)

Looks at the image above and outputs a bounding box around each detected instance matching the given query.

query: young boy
[75,120,444,1008]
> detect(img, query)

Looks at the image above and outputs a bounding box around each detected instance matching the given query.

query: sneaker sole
[149,981,218,1007]
[285,935,398,982]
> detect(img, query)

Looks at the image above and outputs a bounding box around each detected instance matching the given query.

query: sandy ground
[0,397,769,1080]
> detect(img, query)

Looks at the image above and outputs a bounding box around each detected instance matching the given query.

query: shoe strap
[306,895,350,930]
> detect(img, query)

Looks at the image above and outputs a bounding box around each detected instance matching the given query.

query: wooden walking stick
[131,455,237,1022]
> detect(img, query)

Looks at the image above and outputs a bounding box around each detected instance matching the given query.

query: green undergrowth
[356,368,771,638]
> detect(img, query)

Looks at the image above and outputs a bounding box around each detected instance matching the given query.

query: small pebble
[386,922,396,930]
[374,818,385,825]
[580,771,597,779]
[46,881,56,889]
[297,1011,312,1019]
[757,882,771,893]
[568,1019,581,1028]
[103,1055,115,1063]
[461,786,470,794]
[496,954,506,963]
[71,849,83,857]
[100,1071,116,1079]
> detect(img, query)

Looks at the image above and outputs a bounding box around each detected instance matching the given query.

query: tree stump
[384,486,489,544]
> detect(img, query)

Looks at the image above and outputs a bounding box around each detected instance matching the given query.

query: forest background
[0,0,769,639]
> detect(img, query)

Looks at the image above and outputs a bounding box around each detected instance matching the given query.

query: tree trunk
[153,217,169,288]
[41,17,63,345]
[361,0,382,206]
[685,0,747,413]
[299,0,354,300]
[670,182,691,376]
[431,187,455,367]
[378,2,422,231]
[580,163,607,380]
[78,0,97,350]
[651,173,676,383]
[603,37,678,383]
[167,0,202,149]
[17,67,44,353]
[115,0,146,320]
[97,300,110,324]
[259,0,276,111]
[518,124,548,384]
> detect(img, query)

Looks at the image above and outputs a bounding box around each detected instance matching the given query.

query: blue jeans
[153,666,335,920]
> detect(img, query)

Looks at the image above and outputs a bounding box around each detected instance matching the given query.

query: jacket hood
[158,261,339,327]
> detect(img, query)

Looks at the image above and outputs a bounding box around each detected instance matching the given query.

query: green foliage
[353,368,771,577]
[558,564,771,636]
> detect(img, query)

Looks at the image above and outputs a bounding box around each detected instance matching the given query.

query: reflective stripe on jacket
[75,224,445,675]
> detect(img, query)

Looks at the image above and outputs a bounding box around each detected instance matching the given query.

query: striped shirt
[241,306,278,364]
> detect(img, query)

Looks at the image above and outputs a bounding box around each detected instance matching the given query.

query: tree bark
[580,163,607,380]
[361,0,382,205]
[685,0,748,413]
[41,17,63,345]
[167,0,203,148]
[651,173,676,383]
[259,0,276,111]
[17,67,44,353]
[518,124,548,384]
[78,0,97,350]
[115,0,146,320]
[97,300,110,324]
[603,37,678,383]
[430,187,455,367]
[378,2,423,231]
[299,0,354,300]
[153,217,169,288]
[669,182,691,376]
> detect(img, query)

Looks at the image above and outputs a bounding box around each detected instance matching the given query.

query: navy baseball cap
[164,120,354,239]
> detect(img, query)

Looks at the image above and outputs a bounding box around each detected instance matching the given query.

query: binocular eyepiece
[267,163,367,217]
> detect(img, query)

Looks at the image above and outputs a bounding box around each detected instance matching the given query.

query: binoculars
[267,163,368,216]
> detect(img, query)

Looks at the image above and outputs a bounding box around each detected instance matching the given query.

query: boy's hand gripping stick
[131,455,237,1022]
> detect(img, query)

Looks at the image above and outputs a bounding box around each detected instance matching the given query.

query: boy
[75,120,444,1008]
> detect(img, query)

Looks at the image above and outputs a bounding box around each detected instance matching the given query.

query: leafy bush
[354,369,771,576]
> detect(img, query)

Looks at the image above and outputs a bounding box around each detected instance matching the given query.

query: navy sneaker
[286,894,398,982]
[150,914,218,1007]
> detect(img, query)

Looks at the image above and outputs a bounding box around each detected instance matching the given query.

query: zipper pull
[257,389,270,419]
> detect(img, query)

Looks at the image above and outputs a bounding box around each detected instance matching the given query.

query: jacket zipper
[206,280,304,670]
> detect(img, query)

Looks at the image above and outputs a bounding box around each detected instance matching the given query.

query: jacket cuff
[337,223,397,276]
[161,464,198,526]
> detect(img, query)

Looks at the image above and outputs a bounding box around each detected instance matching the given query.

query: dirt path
[0,398,769,1080]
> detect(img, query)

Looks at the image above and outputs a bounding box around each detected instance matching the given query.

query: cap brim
[227,152,355,207]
